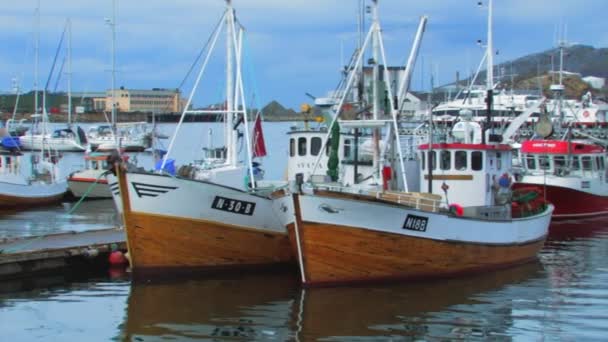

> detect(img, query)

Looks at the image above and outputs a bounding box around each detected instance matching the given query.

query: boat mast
[225,0,236,166]
[371,0,381,181]
[484,0,493,145]
[108,0,117,144]
[34,0,40,116]
[67,18,72,128]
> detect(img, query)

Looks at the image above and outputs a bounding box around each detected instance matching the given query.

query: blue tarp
[155,158,176,176]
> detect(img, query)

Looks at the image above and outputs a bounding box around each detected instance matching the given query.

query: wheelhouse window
[455,151,467,170]
[440,151,451,170]
[554,156,566,173]
[298,137,307,156]
[494,152,501,170]
[429,151,437,170]
[571,156,580,170]
[326,138,331,156]
[472,151,483,171]
[582,156,593,171]
[525,155,536,170]
[310,137,322,156]
[421,151,426,171]
[343,139,352,159]
[289,138,295,157]
[539,155,551,171]
[598,156,605,170]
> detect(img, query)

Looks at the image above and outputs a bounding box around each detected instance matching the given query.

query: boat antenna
[483,0,494,144]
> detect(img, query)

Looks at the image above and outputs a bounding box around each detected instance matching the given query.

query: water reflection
[121,263,543,341]
[122,271,300,341]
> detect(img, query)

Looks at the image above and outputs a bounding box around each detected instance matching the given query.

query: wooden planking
[124,211,295,270]
[297,221,545,286]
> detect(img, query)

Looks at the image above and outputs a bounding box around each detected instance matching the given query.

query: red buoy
[109,250,128,266]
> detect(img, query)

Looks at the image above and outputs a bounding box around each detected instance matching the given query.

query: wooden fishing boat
[290,0,553,287]
[113,0,294,275]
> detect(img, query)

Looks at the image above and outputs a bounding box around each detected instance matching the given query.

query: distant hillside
[261,100,301,121]
[443,44,608,100]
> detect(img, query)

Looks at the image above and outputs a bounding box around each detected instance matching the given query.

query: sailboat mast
[67,18,72,127]
[110,0,117,136]
[484,0,494,144]
[225,0,235,166]
[34,0,40,115]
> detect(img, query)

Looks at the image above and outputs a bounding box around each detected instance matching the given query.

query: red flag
[252,113,267,158]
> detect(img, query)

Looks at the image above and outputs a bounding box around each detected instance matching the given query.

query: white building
[582,76,606,89]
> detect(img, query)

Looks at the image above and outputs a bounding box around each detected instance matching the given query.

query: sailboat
[68,3,125,200]
[112,0,293,275]
[290,0,553,287]
[20,19,88,152]
[0,1,67,208]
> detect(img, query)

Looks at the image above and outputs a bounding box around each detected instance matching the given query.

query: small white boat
[67,152,116,199]
[88,122,152,152]
[0,150,67,209]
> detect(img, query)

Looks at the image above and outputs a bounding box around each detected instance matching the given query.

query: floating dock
[0,228,127,280]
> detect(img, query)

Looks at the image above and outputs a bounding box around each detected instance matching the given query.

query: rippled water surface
[1,123,608,340]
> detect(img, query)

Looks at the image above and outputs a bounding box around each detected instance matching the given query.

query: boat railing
[312,183,443,213]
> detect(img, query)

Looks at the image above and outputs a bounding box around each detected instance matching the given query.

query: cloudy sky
[1,0,606,109]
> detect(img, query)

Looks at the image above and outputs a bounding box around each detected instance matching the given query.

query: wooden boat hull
[116,169,294,274]
[124,211,294,272]
[292,191,552,286]
[514,182,608,220]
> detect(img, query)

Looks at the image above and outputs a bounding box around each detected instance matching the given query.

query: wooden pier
[0,228,127,280]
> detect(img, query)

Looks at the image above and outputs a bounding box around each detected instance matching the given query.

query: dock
[0,228,127,280]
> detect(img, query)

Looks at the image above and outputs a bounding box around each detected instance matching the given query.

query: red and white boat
[514,139,608,220]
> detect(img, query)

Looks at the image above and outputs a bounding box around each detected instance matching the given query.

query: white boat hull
[20,135,86,152]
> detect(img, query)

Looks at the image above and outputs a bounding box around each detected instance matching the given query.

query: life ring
[583,110,590,118]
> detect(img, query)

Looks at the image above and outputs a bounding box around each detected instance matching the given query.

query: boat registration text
[211,196,256,216]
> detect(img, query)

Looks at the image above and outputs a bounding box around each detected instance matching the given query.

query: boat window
[440,150,450,170]
[298,137,306,156]
[343,139,352,159]
[571,156,580,170]
[326,138,331,156]
[91,160,99,169]
[421,151,426,170]
[496,152,502,170]
[310,137,322,156]
[599,156,605,170]
[582,156,592,171]
[554,156,566,173]
[472,151,483,171]
[539,155,551,170]
[455,151,467,170]
[289,138,295,157]
[525,155,536,170]
[429,151,436,170]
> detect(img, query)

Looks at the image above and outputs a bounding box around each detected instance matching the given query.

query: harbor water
[1,122,608,341]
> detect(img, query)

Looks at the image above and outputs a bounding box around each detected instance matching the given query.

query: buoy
[109,250,128,266]
[449,203,464,216]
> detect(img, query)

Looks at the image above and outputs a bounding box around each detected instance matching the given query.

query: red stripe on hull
[67,177,109,184]
[513,183,608,220]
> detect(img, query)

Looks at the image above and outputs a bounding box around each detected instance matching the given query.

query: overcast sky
[1,0,606,109]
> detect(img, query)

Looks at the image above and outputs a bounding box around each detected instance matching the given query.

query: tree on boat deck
[327,121,340,181]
